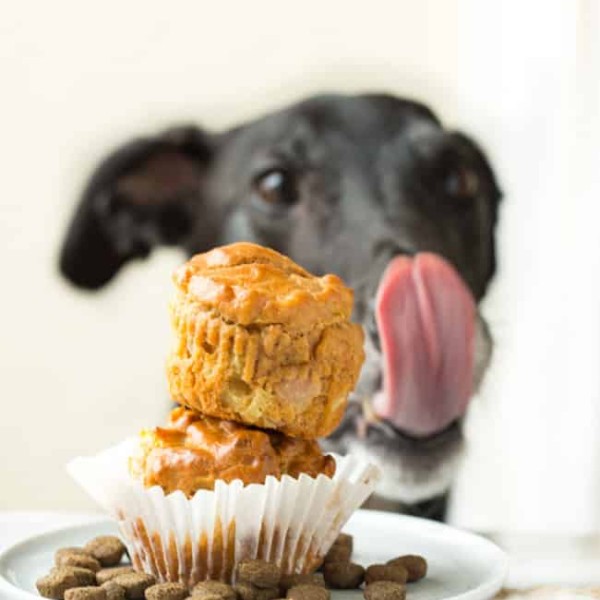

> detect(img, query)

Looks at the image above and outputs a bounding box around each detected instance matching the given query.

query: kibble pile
[36,533,427,600]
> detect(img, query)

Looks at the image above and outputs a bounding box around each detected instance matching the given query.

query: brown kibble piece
[255,589,279,600]
[111,573,156,599]
[386,555,427,582]
[286,585,330,600]
[36,567,86,599]
[234,582,257,600]
[55,548,92,564]
[36,567,96,598]
[279,574,324,593]
[189,595,222,600]
[191,581,236,600]
[65,588,107,600]
[97,567,136,584]
[233,583,279,600]
[101,581,127,600]
[334,533,353,552]
[50,566,97,587]
[58,553,102,573]
[365,565,407,585]
[84,536,127,567]
[323,544,351,564]
[237,560,281,589]
[364,582,406,600]
[145,582,188,600]
[322,562,365,589]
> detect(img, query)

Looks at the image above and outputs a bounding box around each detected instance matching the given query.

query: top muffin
[166,243,365,438]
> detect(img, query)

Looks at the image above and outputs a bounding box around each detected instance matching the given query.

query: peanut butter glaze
[130,407,336,496]
[172,242,355,329]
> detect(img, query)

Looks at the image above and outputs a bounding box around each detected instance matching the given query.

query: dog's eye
[252,168,298,211]
[445,167,479,199]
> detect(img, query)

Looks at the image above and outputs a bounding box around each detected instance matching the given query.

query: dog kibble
[286,585,330,600]
[64,587,107,600]
[101,581,127,600]
[111,573,156,599]
[234,582,257,600]
[333,534,353,553]
[386,555,427,583]
[55,548,92,564]
[365,565,407,585]
[84,537,127,567]
[322,562,365,589]
[145,582,188,600]
[60,565,96,587]
[237,560,281,589]
[191,581,237,600]
[255,588,280,600]
[364,582,405,600]
[35,572,78,600]
[37,568,88,599]
[58,554,102,573]
[323,544,351,565]
[279,574,325,593]
[97,567,136,585]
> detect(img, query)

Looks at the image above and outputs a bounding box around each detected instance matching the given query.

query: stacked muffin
[167,241,364,439]
[132,242,364,496]
[69,242,380,587]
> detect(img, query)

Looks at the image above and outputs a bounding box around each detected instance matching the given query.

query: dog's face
[60,94,501,514]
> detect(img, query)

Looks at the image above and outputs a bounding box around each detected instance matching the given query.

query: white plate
[0,510,507,600]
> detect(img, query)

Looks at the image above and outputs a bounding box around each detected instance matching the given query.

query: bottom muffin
[129,407,336,496]
[68,428,380,586]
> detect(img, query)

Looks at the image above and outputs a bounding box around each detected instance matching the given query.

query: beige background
[2,0,599,533]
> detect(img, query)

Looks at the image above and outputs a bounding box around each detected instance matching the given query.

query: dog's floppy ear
[59,126,215,290]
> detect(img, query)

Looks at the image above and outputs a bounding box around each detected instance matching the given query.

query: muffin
[130,406,336,496]
[166,243,365,438]
[68,242,380,587]
[69,436,379,585]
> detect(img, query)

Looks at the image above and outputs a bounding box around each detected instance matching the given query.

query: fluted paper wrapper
[67,439,380,586]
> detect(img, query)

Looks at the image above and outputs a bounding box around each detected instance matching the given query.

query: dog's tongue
[372,253,476,437]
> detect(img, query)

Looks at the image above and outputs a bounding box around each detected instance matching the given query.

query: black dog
[59,94,501,521]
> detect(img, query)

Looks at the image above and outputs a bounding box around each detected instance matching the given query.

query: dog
[59,93,501,521]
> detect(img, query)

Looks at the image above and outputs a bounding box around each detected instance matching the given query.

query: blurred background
[1,0,599,537]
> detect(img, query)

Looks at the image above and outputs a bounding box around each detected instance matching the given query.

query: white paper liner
[67,439,380,586]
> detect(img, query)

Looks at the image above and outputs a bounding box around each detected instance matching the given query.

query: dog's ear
[446,130,503,279]
[446,131,502,205]
[59,126,215,290]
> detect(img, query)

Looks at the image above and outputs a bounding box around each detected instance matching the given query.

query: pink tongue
[372,253,476,437]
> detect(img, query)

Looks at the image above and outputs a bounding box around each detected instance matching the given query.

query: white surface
[0,512,98,552]
[495,534,600,590]
[0,510,507,600]
[4,512,600,590]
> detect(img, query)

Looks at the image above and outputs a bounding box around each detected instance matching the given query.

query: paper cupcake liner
[67,439,380,587]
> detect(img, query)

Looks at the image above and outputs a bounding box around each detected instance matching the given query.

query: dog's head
[59,93,501,508]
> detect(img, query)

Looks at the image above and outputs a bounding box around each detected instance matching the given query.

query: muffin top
[129,407,336,496]
[172,242,353,329]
